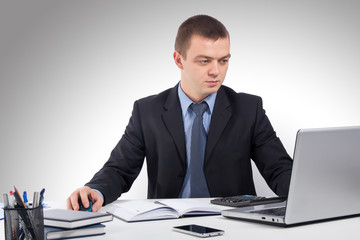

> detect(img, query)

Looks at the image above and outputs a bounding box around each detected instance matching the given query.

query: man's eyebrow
[195,54,231,60]
[195,55,213,60]
[221,54,231,59]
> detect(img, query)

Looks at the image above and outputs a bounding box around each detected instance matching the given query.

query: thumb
[91,199,103,212]
[90,192,104,212]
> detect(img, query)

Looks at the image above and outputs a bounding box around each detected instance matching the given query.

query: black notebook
[44,209,113,229]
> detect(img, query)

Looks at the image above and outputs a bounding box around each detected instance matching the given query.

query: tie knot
[190,102,208,117]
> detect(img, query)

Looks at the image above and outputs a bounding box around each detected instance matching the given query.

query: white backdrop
[1,0,359,202]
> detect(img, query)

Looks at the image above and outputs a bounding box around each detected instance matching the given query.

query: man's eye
[200,60,209,64]
[220,59,229,64]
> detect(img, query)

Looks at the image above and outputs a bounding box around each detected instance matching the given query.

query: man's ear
[173,51,184,70]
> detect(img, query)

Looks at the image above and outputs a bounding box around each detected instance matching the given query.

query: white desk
[101,199,360,240]
[1,199,360,239]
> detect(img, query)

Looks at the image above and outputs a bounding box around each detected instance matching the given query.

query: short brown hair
[175,15,229,59]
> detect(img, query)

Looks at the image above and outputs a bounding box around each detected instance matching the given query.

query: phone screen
[173,224,224,237]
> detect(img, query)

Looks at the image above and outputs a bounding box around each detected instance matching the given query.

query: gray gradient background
[1,0,359,202]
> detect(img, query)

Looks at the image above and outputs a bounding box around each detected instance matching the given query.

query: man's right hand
[66,186,104,212]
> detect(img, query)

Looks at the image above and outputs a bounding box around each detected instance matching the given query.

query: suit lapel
[161,84,187,166]
[205,87,232,164]
[161,85,232,167]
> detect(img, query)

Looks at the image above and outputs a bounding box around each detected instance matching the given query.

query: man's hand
[66,186,104,212]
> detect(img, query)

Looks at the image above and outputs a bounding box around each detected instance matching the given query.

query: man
[67,15,293,212]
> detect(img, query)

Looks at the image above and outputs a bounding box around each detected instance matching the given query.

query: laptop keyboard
[250,207,286,216]
[210,195,287,207]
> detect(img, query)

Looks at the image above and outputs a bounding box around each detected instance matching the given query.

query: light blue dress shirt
[177,83,217,198]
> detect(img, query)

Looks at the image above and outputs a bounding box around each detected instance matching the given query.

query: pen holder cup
[4,205,44,240]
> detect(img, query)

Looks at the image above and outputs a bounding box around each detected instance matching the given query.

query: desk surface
[2,199,360,240]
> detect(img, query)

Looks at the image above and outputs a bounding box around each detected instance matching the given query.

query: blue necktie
[189,102,210,197]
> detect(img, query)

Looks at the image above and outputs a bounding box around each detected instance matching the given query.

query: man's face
[174,35,231,102]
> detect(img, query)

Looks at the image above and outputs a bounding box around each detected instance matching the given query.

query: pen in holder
[4,205,44,240]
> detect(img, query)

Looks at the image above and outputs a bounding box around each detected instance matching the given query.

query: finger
[66,197,73,210]
[91,198,103,212]
[79,187,91,208]
[69,189,81,211]
[89,191,103,212]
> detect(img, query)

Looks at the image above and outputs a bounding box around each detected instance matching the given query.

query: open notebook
[107,199,220,222]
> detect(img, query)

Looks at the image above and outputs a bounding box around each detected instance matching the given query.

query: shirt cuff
[93,189,104,200]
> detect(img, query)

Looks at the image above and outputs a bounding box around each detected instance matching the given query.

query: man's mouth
[205,80,220,86]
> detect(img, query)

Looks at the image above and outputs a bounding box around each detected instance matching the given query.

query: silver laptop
[222,126,360,226]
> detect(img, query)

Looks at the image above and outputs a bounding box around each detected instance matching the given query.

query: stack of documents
[43,209,113,239]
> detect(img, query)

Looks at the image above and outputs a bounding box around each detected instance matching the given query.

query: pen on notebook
[23,191,29,208]
[39,188,45,206]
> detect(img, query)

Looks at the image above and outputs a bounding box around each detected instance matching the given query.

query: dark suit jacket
[86,84,293,205]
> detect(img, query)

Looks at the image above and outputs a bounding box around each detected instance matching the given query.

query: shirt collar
[177,83,217,116]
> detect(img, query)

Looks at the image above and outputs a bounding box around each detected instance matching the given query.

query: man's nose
[208,62,220,77]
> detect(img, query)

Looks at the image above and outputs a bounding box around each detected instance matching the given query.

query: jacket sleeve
[251,97,293,197]
[85,100,146,205]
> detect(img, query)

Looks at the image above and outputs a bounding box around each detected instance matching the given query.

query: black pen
[13,186,27,208]
[39,188,45,205]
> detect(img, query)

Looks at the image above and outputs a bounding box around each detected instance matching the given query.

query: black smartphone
[173,224,224,237]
